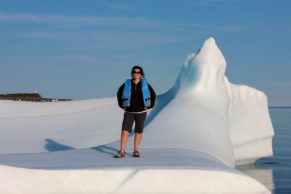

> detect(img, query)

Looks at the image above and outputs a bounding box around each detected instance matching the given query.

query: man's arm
[117,83,125,109]
[148,83,156,109]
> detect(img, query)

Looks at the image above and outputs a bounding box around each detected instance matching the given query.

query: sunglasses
[133,71,141,74]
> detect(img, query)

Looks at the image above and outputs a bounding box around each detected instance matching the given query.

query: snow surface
[0,37,274,194]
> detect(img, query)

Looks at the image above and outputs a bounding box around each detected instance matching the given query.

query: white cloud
[0,12,158,27]
[194,0,260,6]
[0,12,246,34]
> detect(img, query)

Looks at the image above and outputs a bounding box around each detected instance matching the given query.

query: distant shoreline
[269,106,291,109]
[0,93,72,102]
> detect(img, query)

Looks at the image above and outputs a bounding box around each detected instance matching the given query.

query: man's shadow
[44,138,119,158]
[44,138,75,151]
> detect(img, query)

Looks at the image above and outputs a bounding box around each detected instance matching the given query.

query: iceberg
[0,37,274,194]
[144,37,274,166]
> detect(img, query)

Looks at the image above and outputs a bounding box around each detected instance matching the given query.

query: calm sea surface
[238,107,291,194]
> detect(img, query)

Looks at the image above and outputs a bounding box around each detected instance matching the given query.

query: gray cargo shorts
[121,112,147,133]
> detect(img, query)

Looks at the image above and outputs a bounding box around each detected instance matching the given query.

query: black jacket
[117,79,156,112]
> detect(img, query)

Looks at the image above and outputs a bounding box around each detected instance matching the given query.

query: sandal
[115,151,125,158]
[133,150,140,157]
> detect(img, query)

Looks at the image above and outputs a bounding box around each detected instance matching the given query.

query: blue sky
[0,0,290,105]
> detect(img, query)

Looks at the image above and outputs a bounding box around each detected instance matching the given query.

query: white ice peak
[175,37,227,94]
[163,37,274,165]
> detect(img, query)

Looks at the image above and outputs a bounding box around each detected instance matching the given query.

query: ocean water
[238,107,291,194]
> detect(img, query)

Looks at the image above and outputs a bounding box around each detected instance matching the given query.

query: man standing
[116,65,156,158]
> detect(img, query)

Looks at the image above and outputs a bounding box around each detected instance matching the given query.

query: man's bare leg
[120,130,129,153]
[134,132,142,152]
